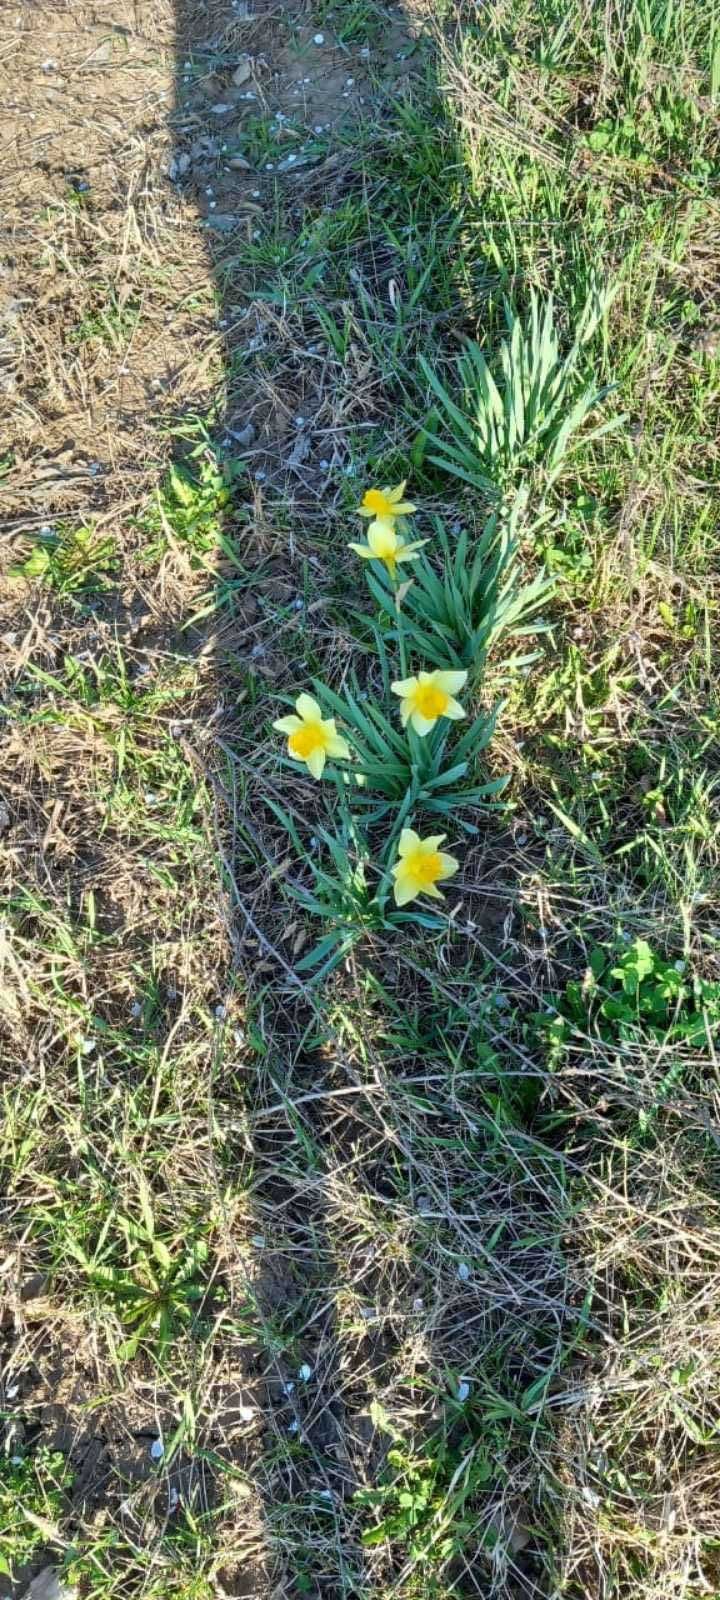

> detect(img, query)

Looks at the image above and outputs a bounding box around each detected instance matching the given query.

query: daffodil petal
[348,541,373,559]
[273,714,302,734]
[367,520,398,553]
[398,828,422,856]
[296,693,322,721]
[393,874,419,907]
[327,734,350,760]
[423,881,445,900]
[443,698,466,720]
[395,546,423,564]
[306,746,326,780]
[390,677,418,697]
[438,852,459,879]
[409,711,436,737]
[435,671,468,694]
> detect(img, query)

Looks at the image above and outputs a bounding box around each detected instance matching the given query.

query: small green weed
[10,524,117,595]
[0,1448,73,1579]
[356,1400,496,1570]
[70,290,140,350]
[49,1173,212,1362]
[550,938,720,1050]
[134,445,250,621]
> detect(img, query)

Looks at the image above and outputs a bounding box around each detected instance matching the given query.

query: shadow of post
[168,3,575,1598]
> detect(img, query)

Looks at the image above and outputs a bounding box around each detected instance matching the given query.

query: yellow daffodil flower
[273,693,350,780]
[391,669,468,737]
[348,519,427,579]
[357,481,416,523]
[391,829,459,907]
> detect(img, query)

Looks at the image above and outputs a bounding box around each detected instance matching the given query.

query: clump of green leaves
[356,1401,495,1570]
[551,938,720,1050]
[0,1447,73,1579]
[419,286,619,498]
[63,1173,211,1362]
[135,445,249,624]
[10,523,117,594]
[367,498,551,676]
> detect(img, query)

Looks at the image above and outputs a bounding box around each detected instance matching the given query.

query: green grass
[3,0,720,1595]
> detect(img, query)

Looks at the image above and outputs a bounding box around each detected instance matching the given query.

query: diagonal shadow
[168,2,587,1598]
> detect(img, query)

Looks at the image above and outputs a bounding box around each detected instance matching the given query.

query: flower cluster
[273,483,468,911]
[347,482,427,578]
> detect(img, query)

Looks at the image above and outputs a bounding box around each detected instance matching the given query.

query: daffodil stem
[394,578,408,680]
[393,575,424,776]
[375,774,419,915]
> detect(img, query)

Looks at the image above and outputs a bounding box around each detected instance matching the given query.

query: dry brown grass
[2,0,720,1596]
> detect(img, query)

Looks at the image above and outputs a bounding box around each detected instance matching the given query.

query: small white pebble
[265,162,274,170]
[254,466,265,478]
[150,1438,164,1460]
[298,1363,313,1382]
[251,1233,266,1248]
[346,77,354,85]
[295,415,305,426]
[168,1486,179,1511]
[314,124,323,134]
[11,1455,24,1465]
[239,1403,255,1422]
[313,32,324,44]
[457,1262,471,1282]
[319,457,329,469]
[6,1384,19,1400]
[457,1380,470,1402]
[282,1380,295,1396]
[287,1419,299,1434]
[412,1297,424,1311]
[317,1487,333,1500]
[287,152,297,163]
[130,1001,142,1019]
[80,1038,96,1056]
[205,186,213,194]
[252,189,260,197]
[209,200,217,208]
[215,1003,227,1020]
